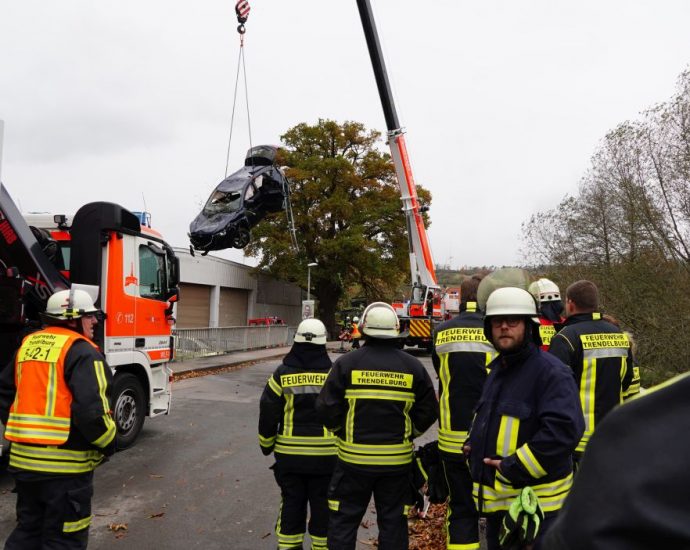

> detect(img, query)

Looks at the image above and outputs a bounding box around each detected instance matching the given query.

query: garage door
[177,283,211,328]
[219,287,248,326]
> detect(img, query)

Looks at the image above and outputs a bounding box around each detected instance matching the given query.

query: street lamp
[307,262,318,302]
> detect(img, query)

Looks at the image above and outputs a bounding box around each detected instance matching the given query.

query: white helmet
[485,287,539,323]
[352,316,359,323]
[528,278,561,304]
[44,289,99,320]
[360,302,400,339]
[294,318,327,345]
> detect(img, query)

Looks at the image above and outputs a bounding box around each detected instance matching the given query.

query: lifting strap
[225,0,253,177]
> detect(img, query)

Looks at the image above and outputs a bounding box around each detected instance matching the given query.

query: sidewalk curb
[172,352,288,379]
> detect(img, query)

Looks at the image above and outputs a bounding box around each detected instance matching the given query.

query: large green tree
[245,119,432,334]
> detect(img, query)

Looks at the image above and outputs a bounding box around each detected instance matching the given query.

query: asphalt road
[0,351,438,549]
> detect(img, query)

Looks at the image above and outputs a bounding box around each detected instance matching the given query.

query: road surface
[0,351,438,549]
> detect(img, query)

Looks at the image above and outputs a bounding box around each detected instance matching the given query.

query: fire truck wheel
[113,373,146,449]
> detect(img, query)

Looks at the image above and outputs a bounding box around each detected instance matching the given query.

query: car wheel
[232,227,251,248]
[113,373,146,449]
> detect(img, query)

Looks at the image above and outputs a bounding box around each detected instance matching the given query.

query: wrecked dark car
[189,145,288,253]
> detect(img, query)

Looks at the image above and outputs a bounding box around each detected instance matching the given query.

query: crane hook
[235,0,250,35]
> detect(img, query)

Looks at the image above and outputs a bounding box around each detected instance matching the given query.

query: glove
[499,487,544,549]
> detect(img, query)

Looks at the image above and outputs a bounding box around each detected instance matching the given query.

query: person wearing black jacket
[316,302,438,550]
[548,280,637,459]
[465,287,584,550]
[432,274,495,550]
[258,318,335,550]
[0,289,116,550]
[543,372,690,549]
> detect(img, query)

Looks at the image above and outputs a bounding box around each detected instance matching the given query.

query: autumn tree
[245,119,432,335]
[521,69,690,384]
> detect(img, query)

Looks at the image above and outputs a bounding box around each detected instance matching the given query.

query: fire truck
[0,181,179,456]
[357,0,446,351]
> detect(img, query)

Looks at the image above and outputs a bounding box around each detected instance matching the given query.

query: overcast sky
[1,1,689,269]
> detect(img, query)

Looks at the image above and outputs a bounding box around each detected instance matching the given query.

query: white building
[174,248,303,328]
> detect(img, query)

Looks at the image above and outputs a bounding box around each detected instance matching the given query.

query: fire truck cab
[0,185,180,453]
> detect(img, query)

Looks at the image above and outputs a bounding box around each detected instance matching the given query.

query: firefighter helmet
[528,278,561,304]
[294,318,327,345]
[360,302,400,339]
[352,316,359,323]
[483,287,541,346]
[485,287,539,322]
[44,289,99,320]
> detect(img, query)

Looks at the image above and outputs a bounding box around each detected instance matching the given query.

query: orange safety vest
[351,324,361,339]
[5,326,97,446]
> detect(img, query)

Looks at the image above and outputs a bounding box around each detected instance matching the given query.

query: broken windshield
[204,190,242,215]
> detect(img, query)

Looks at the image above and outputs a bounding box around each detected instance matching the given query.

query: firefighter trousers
[441,456,480,549]
[273,467,330,550]
[5,471,93,550]
[327,462,413,550]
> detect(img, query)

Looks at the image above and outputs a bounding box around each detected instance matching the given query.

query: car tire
[113,373,146,450]
[232,227,251,248]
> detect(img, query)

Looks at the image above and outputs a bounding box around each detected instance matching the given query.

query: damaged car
[189,145,288,254]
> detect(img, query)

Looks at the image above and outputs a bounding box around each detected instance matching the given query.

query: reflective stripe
[311,534,328,549]
[92,420,116,448]
[274,445,337,456]
[328,499,339,511]
[516,444,547,478]
[45,363,58,417]
[345,397,356,443]
[283,395,294,437]
[283,385,322,395]
[276,435,337,446]
[275,434,337,456]
[94,361,110,415]
[268,375,282,396]
[496,416,519,456]
[448,544,481,550]
[337,439,413,466]
[403,504,412,515]
[583,347,629,359]
[474,473,573,513]
[63,515,92,533]
[579,357,596,449]
[405,399,415,438]
[259,434,276,448]
[345,389,415,402]
[436,341,496,354]
[6,413,71,426]
[10,443,103,474]
[4,427,68,442]
[439,354,451,431]
[438,429,468,454]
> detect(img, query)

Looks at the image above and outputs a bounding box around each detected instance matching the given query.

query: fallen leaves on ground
[107,523,128,532]
[148,512,165,519]
[173,361,259,381]
[408,503,447,549]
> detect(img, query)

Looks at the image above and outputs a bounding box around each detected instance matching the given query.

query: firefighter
[431,274,496,550]
[258,318,335,550]
[316,302,438,550]
[544,371,690,549]
[548,280,638,461]
[0,288,117,550]
[528,278,564,351]
[349,316,361,350]
[465,287,584,549]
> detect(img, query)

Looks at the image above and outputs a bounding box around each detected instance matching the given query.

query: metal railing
[173,325,296,361]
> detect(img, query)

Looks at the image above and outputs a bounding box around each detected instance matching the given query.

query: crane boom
[355,0,438,290]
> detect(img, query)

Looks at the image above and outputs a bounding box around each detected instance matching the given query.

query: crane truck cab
[0,185,179,457]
